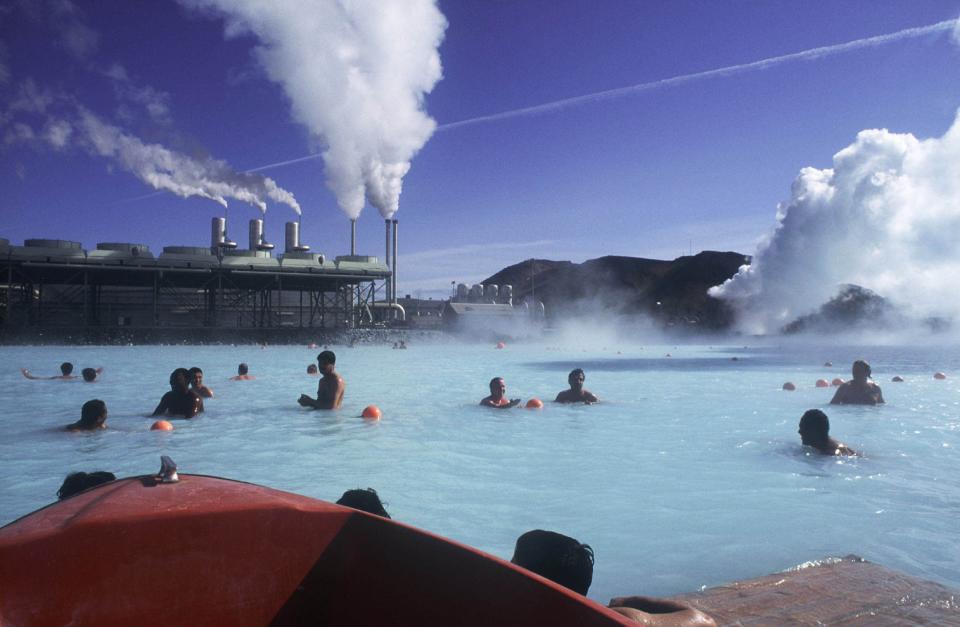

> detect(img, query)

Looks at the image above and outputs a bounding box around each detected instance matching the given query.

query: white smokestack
[181,0,447,221]
[710,110,960,334]
[392,218,398,304]
[350,219,357,256]
[285,221,309,253]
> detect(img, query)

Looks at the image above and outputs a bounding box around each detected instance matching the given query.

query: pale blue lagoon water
[2,341,959,602]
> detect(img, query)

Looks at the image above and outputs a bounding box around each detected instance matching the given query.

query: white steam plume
[710,111,960,334]
[183,0,446,219]
[77,109,301,214]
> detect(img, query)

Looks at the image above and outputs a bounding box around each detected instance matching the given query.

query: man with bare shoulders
[152,368,204,419]
[299,350,344,409]
[480,377,521,408]
[830,360,884,405]
[21,362,77,380]
[230,363,255,381]
[798,409,858,456]
[555,368,598,404]
[189,366,214,397]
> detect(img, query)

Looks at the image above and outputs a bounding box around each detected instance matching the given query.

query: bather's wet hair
[60,362,73,376]
[336,488,391,518]
[318,351,336,366]
[81,368,97,382]
[57,471,116,500]
[78,399,107,429]
[799,409,830,444]
[189,366,203,378]
[307,364,318,374]
[511,529,594,595]
[852,360,871,379]
[238,363,249,375]
[170,368,193,389]
[568,368,585,382]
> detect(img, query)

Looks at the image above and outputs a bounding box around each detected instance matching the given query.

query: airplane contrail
[438,18,958,132]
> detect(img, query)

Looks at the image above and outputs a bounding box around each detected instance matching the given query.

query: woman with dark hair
[66,399,108,431]
[57,471,116,499]
[336,488,391,518]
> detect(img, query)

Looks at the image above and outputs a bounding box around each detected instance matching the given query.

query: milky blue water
[2,340,959,602]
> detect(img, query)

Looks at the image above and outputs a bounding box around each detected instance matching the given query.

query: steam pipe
[392,219,398,305]
[350,219,357,256]
[385,219,392,305]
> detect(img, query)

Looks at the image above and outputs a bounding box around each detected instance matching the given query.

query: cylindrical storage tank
[285,221,299,253]
[456,283,468,302]
[469,284,484,303]
[211,217,226,248]
[485,284,499,303]
[24,239,82,249]
[249,219,263,250]
[501,284,513,305]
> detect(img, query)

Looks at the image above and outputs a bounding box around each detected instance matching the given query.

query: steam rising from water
[182,0,446,220]
[710,111,960,335]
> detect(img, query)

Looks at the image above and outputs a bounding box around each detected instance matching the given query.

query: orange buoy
[782,382,796,391]
[525,398,543,409]
[361,405,382,420]
[891,375,904,382]
[495,341,506,349]
[815,379,830,388]
[832,378,845,386]
[934,372,947,380]
[150,420,174,431]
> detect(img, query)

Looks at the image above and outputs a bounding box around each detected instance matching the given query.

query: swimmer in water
[66,399,108,431]
[188,366,214,398]
[230,363,255,380]
[554,368,599,404]
[798,409,857,456]
[336,487,391,518]
[480,377,521,408]
[57,471,116,500]
[830,360,884,405]
[511,530,716,626]
[81,367,102,382]
[298,350,345,409]
[21,362,77,380]
[307,363,319,375]
[152,368,203,418]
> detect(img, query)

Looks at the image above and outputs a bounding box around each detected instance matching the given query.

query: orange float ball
[782,382,796,391]
[815,379,830,388]
[526,398,544,409]
[150,420,174,431]
[495,341,506,349]
[361,405,382,420]
[832,378,845,386]
[934,372,947,380]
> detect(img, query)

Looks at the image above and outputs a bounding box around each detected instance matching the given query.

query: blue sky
[2,1,959,298]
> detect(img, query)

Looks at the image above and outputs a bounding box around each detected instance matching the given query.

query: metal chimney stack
[284,221,309,252]
[384,219,392,304]
[350,219,357,256]
[211,217,226,248]
[248,219,263,250]
[391,219,398,305]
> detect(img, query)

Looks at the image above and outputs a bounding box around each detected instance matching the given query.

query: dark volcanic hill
[482,251,749,330]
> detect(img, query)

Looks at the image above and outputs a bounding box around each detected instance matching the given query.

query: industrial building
[0,217,405,340]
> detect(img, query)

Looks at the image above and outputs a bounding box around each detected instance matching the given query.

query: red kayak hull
[0,475,631,626]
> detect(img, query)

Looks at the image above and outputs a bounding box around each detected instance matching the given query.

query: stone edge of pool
[669,554,959,625]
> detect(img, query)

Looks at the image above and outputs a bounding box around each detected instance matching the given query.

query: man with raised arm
[298,351,345,409]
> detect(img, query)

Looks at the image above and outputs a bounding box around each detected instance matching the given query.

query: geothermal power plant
[0,216,532,339]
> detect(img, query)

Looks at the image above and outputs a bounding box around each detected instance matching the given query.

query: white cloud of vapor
[710,111,960,334]
[182,0,446,220]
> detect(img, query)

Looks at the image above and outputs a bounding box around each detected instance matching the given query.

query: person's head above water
[336,488,391,518]
[489,377,506,396]
[60,362,73,376]
[852,360,871,381]
[77,399,108,429]
[306,363,318,374]
[189,367,203,385]
[511,529,594,595]
[57,470,116,500]
[798,409,830,446]
[318,350,336,366]
[568,368,585,390]
[237,363,249,376]
[169,368,192,391]
[81,368,97,382]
